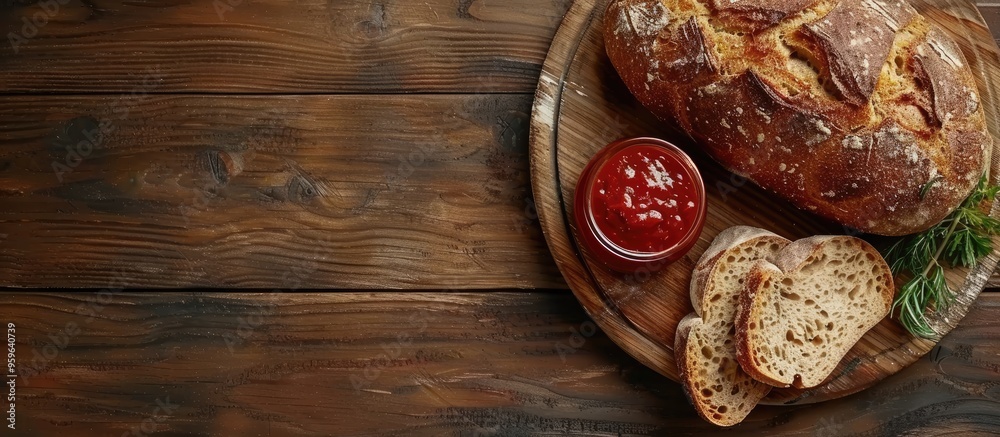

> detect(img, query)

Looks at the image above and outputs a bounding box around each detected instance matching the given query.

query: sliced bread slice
[675,226,790,426]
[735,236,894,389]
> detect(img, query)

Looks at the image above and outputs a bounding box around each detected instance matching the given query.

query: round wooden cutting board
[529,0,1000,405]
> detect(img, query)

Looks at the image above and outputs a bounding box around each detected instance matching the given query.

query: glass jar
[573,137,707,273]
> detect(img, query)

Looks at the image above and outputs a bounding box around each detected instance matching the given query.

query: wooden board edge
[528,0,1000,408]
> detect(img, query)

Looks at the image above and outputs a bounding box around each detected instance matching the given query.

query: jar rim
[579,137,707,262]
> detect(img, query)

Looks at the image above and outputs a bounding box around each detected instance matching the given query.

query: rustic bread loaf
[604,0,990,236]
[735,235,894,388]
[675,226,789,426]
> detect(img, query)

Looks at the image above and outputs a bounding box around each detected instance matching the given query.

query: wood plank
[0,94,564,288]
[0,0,570,93]
[2,291,999,435]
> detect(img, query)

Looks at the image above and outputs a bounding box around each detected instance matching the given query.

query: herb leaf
[920,176,942,199]
[882,174,1000,338]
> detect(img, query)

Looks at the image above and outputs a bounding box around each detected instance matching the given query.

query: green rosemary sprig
[882,175,1000,338]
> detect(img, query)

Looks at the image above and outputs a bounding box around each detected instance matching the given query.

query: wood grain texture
[0,94,565,288]
[0,0,571,93]
[2,291,999,436]
[529,0,1000,406]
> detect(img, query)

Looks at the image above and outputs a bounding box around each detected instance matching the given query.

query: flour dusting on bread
[604,0,991,236]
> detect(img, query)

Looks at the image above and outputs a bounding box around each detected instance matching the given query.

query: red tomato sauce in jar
[590,145,700,253]
[574,137,706,272]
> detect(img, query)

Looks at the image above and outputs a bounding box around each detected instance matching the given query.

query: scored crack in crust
[675,226,790,426]
[604,0,991,236]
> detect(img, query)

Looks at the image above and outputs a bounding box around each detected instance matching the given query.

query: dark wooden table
[1,0,1000,435]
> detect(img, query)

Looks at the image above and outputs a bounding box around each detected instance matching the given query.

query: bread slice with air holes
[675,226,790,426]
[735,235,894,389]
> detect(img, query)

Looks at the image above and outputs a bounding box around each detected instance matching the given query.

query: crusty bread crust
[673,314,704,418]
[733,260,788,387]
[604,0,990,236]
[674,313,700,389]
[677,227,790,425]
[689,226,788,313]
[735,236,894,389]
